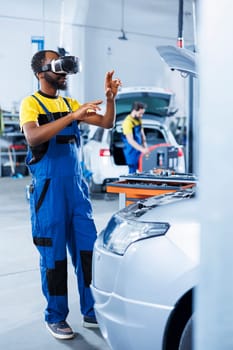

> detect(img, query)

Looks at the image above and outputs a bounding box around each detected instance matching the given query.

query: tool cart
[106,172,197,209]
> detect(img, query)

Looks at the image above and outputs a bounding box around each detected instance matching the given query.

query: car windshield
[116,92,173,117]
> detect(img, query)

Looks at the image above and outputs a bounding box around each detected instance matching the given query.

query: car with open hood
[82,87,186,192]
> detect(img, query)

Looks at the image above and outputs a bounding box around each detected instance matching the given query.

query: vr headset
[41,56,81,75]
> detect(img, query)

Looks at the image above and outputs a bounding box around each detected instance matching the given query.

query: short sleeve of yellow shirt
[19,93,81,130]
[122,115,142,135]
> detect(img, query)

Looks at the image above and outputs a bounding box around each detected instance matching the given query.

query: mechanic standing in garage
[19,49,121,340]
[122,101,149,173]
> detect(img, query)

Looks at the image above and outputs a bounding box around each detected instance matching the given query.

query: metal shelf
[0,112,27,177]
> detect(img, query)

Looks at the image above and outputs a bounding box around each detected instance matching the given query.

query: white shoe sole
[46,323,75,340]
[82,321,99,328]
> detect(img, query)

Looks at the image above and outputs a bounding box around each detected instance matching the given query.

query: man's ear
[36,72,43,80]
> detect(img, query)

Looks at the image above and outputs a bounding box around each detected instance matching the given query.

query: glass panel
[116,92,172,117]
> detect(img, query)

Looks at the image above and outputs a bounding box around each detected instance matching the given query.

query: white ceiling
[0,0,196,110]
[74,0,195,47]
[0,0,195,46]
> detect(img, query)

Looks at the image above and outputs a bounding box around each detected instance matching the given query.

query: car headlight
[102,214,169,255]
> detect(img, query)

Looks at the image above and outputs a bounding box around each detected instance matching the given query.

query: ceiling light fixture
[118,0,128,40]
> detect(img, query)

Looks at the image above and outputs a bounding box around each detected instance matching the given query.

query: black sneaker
[46,320,74,339]
[83,315,99,328]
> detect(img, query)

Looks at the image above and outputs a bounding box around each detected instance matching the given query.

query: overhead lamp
[156,45,197,78]
[118,0,128,40]
[118,29,128,41]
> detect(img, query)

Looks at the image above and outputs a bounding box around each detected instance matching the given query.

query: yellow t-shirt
[122,114,142,135]
[19,91,81,129]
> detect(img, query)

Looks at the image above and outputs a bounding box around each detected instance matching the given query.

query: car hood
[117,189,200,262]
[118,189,197,222]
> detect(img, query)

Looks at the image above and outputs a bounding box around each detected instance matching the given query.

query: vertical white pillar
[196,1,233,349]
[68,0,90,102]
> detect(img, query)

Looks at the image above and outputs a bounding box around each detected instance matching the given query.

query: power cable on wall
[42,0,45,39]
[0,13,185,42]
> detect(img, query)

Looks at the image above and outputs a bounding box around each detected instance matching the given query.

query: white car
[91,188,199,350]
[82,87,186,192]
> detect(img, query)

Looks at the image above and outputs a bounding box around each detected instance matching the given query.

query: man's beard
[44,72,67,91]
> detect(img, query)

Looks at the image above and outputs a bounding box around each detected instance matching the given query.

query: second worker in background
[122,101,149,173]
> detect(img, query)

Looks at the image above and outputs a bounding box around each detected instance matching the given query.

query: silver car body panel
[91,194,199,349]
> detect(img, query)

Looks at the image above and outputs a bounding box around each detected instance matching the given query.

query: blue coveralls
[27,96,97,323]
[122,123,142,174]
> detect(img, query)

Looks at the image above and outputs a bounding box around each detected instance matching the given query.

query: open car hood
[157,45,197,78]
[116,87,178,118]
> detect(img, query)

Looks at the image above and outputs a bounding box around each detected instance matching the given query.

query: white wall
[0,0,194,114]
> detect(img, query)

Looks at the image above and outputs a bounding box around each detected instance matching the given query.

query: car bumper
[91,234,198,350]
[91,284,172,350]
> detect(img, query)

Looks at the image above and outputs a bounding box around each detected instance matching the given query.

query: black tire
[178,315,194,350]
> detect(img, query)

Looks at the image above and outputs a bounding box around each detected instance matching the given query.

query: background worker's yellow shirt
[122,114,142,135]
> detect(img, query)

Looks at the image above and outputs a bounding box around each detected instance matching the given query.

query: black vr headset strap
[31,95,54,122]
[63,97,72,113]
[40,64,51,73]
